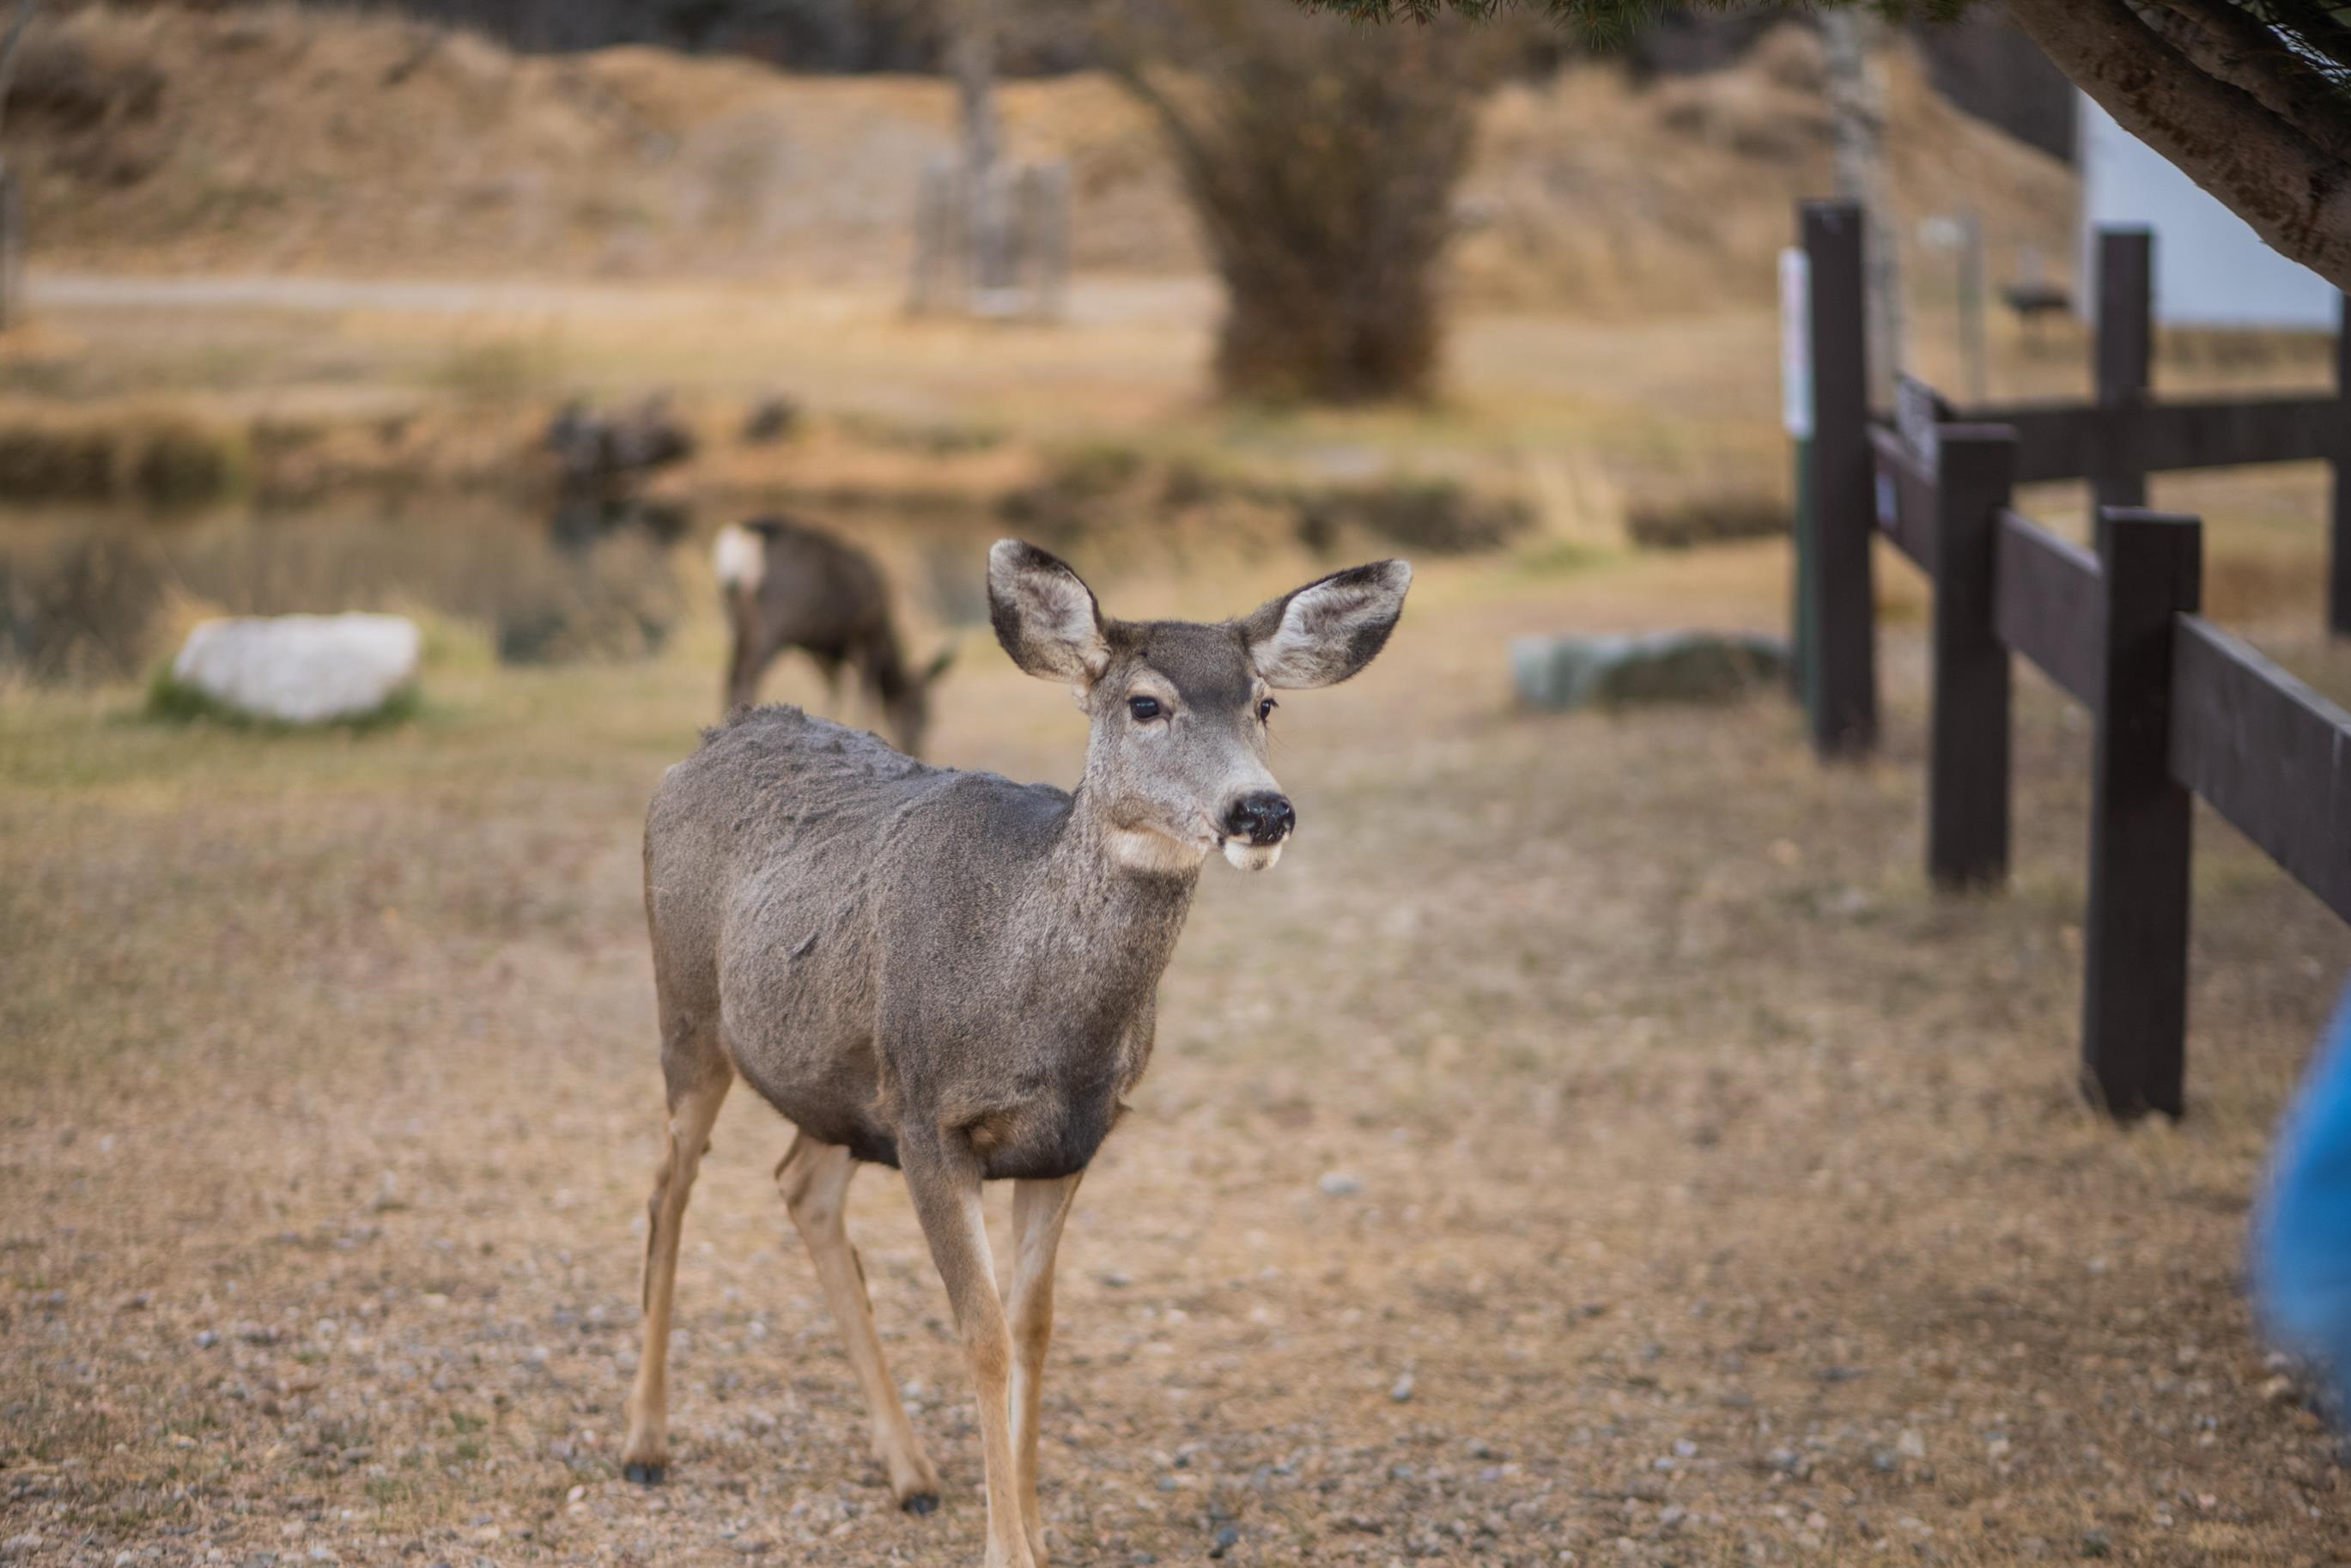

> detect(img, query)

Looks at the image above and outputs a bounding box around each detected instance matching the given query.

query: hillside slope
[9,6,2074,308]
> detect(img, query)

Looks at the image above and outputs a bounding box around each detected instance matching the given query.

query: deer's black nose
[1224,792,1296,846]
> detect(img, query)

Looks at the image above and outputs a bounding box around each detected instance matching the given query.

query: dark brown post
[1802,200,1877,756]
[1926,426,2018,887]
[0,174,20,334]
[2081,507,2202,1119]
[2093,230,2154,537]
[2331,291,2351,636]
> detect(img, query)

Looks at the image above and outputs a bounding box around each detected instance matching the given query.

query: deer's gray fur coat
[623,540,1411,1568]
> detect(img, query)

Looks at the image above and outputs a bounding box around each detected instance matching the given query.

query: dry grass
[3,8,2072,313]
[0,401,246,506]
[3,538,2350,1567]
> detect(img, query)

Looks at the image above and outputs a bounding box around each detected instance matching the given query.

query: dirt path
[3,550,2349,1567]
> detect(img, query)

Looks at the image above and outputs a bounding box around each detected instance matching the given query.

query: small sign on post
[1783,244,1813,711]
[1780,247,1813,439]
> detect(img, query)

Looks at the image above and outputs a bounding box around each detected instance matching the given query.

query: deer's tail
[713,523,766,598]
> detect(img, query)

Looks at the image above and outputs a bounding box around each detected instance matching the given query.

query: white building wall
[2078,89,2338,330]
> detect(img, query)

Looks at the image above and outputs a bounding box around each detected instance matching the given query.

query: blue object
[2255,990,2351,1414]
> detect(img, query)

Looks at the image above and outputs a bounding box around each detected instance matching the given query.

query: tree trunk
[1822,10,1902,409]
[2008,0,2351,291]
[949,0,1009,298]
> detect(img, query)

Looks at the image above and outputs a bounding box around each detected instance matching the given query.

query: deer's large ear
[1242,560,1412,689]
[988,540,1110,685]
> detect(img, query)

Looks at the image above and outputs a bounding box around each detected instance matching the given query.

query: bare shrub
[1625,493,1790,551]
[12,26,165,133]
[1105,1,1486,403]
[1295,476,1532,553]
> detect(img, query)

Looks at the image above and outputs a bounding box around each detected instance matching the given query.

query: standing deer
[624,540,1411,1568]
[714,515,955,754]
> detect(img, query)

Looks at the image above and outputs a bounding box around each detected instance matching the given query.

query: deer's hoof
[901,1491,939,1516]
[623,1462,666,1487]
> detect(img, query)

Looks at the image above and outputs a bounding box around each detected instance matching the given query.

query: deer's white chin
[1221,839,1285,872]
[1109,826,1212,875]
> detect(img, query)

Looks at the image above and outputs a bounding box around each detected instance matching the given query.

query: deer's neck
[1019,783,1201,999]
[866,621,914,701]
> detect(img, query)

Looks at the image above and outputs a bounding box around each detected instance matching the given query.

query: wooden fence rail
[2170,620,2351,925]
[1971,394,2351,484]
[1795,199,2351,1116]
[1796,202,2351,760]
[1866,409,2351,1117]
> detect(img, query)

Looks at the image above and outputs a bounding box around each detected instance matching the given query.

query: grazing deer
[623,540,1412,1568]
[714,516,955,754]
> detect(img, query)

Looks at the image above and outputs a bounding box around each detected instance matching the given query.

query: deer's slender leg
[854,645,890,733]
[723,602,771,714]
[775,1133,942,1512]
[622,1065,733,1483]
[902,1135,1033,1568]
[1007,1173,1082,1566]
[815,652,847,704]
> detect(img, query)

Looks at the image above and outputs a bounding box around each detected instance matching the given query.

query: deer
[714,515,955,754]
[623,539,1412,1568]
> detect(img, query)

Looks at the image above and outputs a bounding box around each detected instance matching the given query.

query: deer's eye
[1258,697,1278,722]
[1128,696,1163,722]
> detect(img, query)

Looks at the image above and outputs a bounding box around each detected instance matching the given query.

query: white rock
[171,614,420,725]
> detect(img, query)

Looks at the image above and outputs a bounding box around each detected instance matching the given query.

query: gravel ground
[5,546,2351,1568]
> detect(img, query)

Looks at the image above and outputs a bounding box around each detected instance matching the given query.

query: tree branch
[2242,0,2351,76]
[2142,0,2351,158]
[2008,0,2351,288]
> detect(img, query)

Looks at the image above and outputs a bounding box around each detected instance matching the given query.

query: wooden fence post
[2081,507,2202,1119]
[2093,230,2154,539]
[1926,425,2018,887]
[1802,200,1877,756]
[0,174,21,335]
[2331,291,2351,636]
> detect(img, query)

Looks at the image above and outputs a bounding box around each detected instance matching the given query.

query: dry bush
[997,439,1530,556]
[1625,491,1790,550]
[1105,1,1485,402]
[0,419,113,498]
[11,10,172,189]
[1292,476,1532,553]
[11,18,165,133]
[0,404,246,505]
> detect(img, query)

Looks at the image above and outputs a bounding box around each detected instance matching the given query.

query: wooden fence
[1795,203,2351,758]
[1797,199,2351,1120]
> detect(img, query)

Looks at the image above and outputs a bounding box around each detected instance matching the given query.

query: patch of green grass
[834,411,1006,455]
[143,666,423,732]
[1513,538,1609,577]
[130,414,249,507]
[431,337,560,406]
